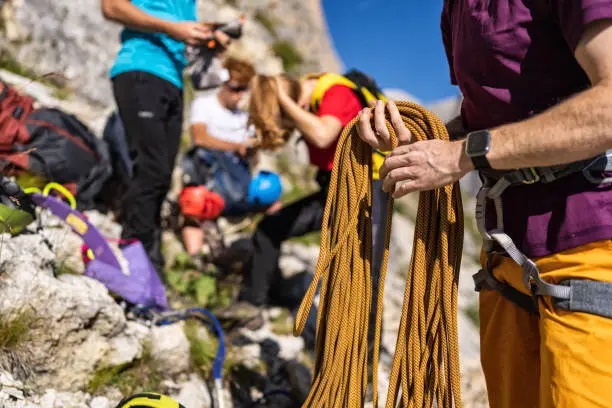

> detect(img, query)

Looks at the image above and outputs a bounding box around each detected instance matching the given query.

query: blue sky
[322,0,459,104]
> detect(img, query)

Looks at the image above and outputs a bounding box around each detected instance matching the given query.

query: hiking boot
[216,301,264,331]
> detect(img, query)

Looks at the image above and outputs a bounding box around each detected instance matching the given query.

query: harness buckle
[522,259,542,313]
[521,168,540,185]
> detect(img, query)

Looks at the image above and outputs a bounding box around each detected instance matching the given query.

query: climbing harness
[473,150,612,317]
[295,101,463,408]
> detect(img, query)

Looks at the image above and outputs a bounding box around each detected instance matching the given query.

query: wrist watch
[465,129,492,170]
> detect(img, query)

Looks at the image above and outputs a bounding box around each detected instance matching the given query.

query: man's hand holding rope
[358,100,474,197]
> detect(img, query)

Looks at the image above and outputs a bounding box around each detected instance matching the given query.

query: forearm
[101,0,171,34]
[487,82,612,170]
[279,96,337,148]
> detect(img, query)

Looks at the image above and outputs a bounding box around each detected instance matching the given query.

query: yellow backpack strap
[308,73,390,180]
[309,73,360,113]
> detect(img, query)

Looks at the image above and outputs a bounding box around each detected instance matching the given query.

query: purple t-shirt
[441,0,612,257]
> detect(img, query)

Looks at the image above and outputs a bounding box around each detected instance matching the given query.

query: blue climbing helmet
[248,171,282,207]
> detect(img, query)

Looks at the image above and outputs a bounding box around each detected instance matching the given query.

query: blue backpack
[181,147,252,216]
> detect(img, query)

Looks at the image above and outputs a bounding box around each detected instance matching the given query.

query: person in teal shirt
[102,0,230,273]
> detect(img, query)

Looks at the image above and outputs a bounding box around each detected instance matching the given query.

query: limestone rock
[173,374,212,408]
[106,322,150,367]
[278,255,308,278]
[233,344,262,370]
[88,397,112,408]
[0,234,135,390]
[37,389,90,408]
[150,323,191,377]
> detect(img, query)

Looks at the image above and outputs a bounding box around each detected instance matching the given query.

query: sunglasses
[225,82,249,93]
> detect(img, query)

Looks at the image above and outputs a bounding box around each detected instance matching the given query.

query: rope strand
[294,101,464,408]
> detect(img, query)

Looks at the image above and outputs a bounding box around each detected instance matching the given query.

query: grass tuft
[87,341,162,396]
[0,309,35,350]
[184,321,237,378]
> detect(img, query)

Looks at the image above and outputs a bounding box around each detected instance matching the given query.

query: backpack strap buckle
[519,167,540,184]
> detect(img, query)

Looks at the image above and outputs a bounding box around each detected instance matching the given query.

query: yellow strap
[23,187,42,194]
[308,73,390,180]
[294,101,463,407]
[309,73,360,112]
[42,182,76,209]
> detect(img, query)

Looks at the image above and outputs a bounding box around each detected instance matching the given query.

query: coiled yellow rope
[294,101,464,408]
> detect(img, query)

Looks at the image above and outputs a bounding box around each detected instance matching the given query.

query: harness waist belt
[473,149,612,318]
[554,280,612,318]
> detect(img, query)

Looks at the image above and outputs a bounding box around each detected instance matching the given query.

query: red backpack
[0,80,112,208]
[0,80,35,170]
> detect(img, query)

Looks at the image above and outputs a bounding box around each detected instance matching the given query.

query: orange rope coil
[295,101,464,408]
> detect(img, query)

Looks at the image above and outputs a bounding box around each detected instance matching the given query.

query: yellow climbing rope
[294,101,464,408]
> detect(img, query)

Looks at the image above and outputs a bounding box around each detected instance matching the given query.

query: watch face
[467,130,491,156]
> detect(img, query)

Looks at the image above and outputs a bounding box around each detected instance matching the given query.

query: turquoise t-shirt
[110,0,197,89]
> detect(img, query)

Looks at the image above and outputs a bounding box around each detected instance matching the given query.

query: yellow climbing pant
[480,239,612,408]
[295,101,463,408]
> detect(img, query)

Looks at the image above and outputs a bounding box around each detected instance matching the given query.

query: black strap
[474,267,539,315]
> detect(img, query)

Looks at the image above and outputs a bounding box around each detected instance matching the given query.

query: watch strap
[471,154,491,170]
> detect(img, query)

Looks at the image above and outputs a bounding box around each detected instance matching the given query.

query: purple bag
[32,193,169,311]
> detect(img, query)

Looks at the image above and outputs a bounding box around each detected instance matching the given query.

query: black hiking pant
[112,71,183,272]
[239,170,331,307]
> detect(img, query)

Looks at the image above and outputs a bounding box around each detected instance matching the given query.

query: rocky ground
[0,197,487,408]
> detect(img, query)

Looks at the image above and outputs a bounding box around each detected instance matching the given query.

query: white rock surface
[173,374,212,408]
[0,234,145,390]
[88,397,112,408]
[106,322,149,367]
[150,323,191,377]
[38,389,90,408]
[233,344,262,370]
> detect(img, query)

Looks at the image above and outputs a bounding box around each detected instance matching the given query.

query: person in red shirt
[218,73,363,324]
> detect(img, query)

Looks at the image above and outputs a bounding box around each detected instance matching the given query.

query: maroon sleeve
[317,85,363,127]
[553,0,612,51]
[441,1,457,85]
